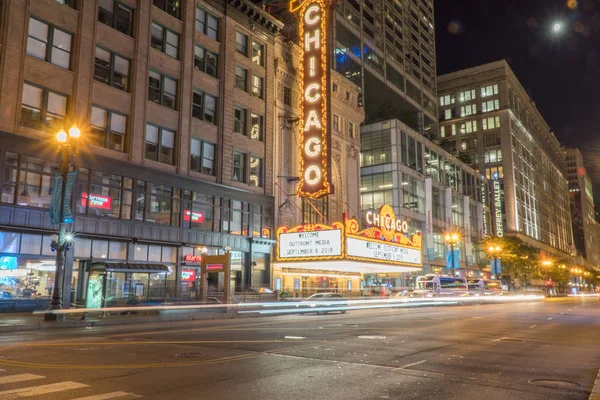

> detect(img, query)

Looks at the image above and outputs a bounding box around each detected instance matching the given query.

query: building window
[1,152,59,208]
[283,86,292,106]
[349,121,355,138]
[135,181,181,226]
[192,89,217,124]
[56,0,77,9]
[360,129,391,167]
[252,205,271,238]
[153,0,180,19]
[190,138,215,175]
[482,116,500,130]
[252,75,263,98]
[482,100,500,113]
[459,89,476,102]
[481,84,499,98]
[459,104,476,117]
[444,109,452,120]
[76,168,133,220]
[234,106,247,135]
[98,0,132,36]
[235,66,247,91]
[460,120,477,134]
[222,200,249,235]
[233,151,247,183]
[302,197,328,224]
[148,71,177,109]
[402,174,424,213]
[235,31,248,56]
[440,94,455,106]
[21,83,67,131]
[249,156,263,187]
[27,17,72,70]
[250,113,263,141]
[333,115,339,131]
[194,45,218,78]
[182,191,215,231]
[94,47,129,91]
[440,126,445,138]
[90,106,127,152]
[484,149,503,164]
[195,7,218,41]
[151,22,179,59]
[360,172,393,210]
[252,41,264,66]
[145,124,175,165]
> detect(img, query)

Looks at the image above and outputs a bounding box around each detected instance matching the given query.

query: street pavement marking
[0,373,44,384]
[548,317,553,320]
[529,325,537,328]
[472,317,485,319]
[0,381,88,397]
[492,336,509,342]
[399,360,427,369]
[72,391,142,399]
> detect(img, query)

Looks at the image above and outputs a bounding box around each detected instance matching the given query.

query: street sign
[49,175,63,225]
[63,171,77,223]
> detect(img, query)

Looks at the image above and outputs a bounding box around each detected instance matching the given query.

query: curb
[0,310,256,334]
[590,366,600,400]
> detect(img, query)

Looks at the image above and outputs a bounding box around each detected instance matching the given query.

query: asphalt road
[0,298,599,400]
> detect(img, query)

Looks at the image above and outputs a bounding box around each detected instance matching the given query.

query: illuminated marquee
[291,0,332,199]
[364,205,409,235]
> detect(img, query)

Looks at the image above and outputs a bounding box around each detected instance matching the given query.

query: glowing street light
[553,22,562,33]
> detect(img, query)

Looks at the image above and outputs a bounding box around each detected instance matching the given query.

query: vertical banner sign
[63,171,77,223]
[291,0,333,199]
[444,187,452,229]
[492,179,504,237]
[50,175,63,225]
[424,178,435,261]
[463,196,472,266]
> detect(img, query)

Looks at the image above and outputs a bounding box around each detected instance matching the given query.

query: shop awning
[90,262,170,274]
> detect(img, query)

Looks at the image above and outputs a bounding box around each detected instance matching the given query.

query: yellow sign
[364,205,409,237]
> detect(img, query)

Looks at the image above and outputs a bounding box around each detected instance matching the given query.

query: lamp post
[488,245,501,279]
[45,125,80,321]
[444,233,459,276]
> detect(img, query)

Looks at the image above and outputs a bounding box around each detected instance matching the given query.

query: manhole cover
[175,353,204,358]
[529,379,582,389]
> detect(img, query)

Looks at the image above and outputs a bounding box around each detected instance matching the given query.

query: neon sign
[291,0,332,199]
[493,180,503,237]
[81,193,111,210]
[364,205,409,234]
[183,254,202,263]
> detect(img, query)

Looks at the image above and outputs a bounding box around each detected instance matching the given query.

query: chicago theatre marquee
[273,206,423,296]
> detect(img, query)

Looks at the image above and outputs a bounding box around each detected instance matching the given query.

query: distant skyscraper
[333,0,437,134]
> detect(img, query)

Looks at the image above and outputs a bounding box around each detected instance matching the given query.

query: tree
[480,236,540,287]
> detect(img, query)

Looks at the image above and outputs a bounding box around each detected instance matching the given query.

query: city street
[0,298,599,399]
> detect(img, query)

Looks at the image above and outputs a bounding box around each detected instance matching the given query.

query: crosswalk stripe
[72,391,142,400]
[0,374,44,385]
[0,381,88,397]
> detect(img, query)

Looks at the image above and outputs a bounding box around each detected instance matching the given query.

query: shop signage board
[82,192,112,210]
[183,254,202,263]
[276,205,422,267]
[291,0,333,199]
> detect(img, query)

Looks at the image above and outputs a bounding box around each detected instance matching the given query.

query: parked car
[299,293,349,314]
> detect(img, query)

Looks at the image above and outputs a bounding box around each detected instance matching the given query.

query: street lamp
[444,233,459,276]
[488,245,501,279]
[45,125,81,321]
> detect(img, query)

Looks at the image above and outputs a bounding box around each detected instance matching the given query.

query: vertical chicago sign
[291,0,332,198]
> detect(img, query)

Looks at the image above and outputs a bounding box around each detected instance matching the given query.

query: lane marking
[358,336,386,340]
[548,317,553,320]
[399,360,427,369]
[492,336,509,342]
[0,374,44,385]
[472,317,485,319]
[529,325,537,328]
[0,381,88,397]
[72,391,142,400]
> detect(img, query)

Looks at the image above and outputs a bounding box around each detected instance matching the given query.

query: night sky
[434,0,600,201]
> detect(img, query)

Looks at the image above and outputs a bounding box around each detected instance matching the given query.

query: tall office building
[437,60,574,258]
[333,0,437,133]
[565,148,600,267]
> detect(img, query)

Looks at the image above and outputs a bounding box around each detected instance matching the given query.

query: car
[299,293,349,314]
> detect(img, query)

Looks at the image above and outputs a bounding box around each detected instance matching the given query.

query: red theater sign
[291,0,332,199]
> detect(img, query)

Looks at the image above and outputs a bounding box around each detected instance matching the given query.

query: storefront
[274,206,423,297]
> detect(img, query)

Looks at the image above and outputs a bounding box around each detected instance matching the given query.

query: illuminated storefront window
[77,169,133,219]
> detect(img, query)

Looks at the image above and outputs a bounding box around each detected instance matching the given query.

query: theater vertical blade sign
[291,0,333,198]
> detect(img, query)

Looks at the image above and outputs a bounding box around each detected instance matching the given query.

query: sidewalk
[0,307,249,333]
[591,366,600,400]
